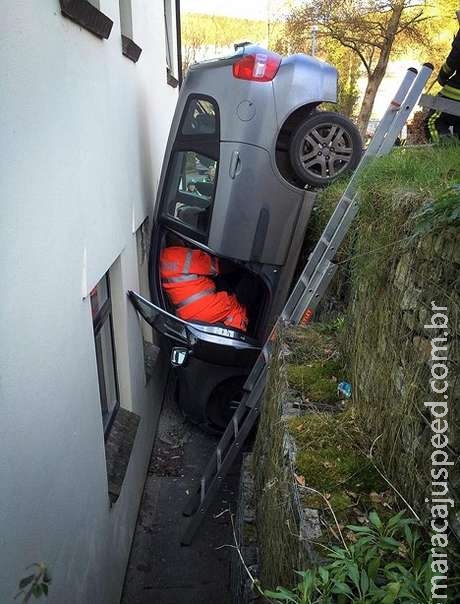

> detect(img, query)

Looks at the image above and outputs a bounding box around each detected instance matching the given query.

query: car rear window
[181,98,217,136]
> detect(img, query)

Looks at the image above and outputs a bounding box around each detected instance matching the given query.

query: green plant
[264,511,432,603]
[15,563,51,602]
[414,183,460,234]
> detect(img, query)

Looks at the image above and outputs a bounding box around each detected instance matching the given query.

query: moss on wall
[253,144,460,589]
[252,330,306,589]
[345,145,460,519]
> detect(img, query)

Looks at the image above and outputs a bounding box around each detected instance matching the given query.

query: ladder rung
[200,477,206,504]
[232,415,239,438]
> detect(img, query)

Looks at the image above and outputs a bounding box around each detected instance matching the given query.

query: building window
[164,0,179,87]
[91,274,120,439]
[119,0,142,62]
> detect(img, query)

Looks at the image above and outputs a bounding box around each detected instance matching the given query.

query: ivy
[15,563,51,602]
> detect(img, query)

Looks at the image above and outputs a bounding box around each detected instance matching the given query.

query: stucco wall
[1,2,177,602]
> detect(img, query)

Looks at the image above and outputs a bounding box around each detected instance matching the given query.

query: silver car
[129,44,361,431]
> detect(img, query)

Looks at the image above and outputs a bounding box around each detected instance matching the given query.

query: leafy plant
[414,184,460,234]
[263,511,433,603]
[15,563,51,602]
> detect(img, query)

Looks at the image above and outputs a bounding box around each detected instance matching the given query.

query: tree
[272,21,361,117]
[181,13,268,74]
[284,1,432,135]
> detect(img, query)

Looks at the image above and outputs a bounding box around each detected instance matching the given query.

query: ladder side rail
[182,399,250,517]
[376,63,433,156]
[283,67,422,317]
[308,192,359,272]
[181,404,261,545]
[289,261,338,324]
[182,361,267,518]
[291,192,357,292]
[322,68,420,237]
[343,67,419,192]
[282,194,358,320]
[241,332,274,393]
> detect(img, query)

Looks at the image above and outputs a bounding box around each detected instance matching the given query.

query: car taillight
[232,52,281,82]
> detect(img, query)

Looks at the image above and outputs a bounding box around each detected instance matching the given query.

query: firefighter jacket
[160,247,248,332]
[438,29,460,101]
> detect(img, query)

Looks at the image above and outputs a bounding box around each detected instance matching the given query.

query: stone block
[394,253,412,290]
[299,507,322,542]
[416,235,435,259]
[402,310,417,331]
[413,336,432,363]
[400,286,422,311]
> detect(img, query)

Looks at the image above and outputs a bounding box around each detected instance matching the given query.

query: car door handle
[229,151,241,179]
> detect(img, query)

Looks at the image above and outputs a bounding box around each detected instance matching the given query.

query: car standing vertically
[129,44,362,431]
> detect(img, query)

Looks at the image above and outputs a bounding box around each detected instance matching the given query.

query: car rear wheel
[289,112,362,187]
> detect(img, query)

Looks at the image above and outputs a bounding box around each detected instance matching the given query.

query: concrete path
[121,377,240,604]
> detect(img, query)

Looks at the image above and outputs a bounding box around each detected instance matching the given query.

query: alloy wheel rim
[299,122,354,179]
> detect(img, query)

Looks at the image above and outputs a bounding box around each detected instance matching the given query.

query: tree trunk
[356,1,405,137]
[357,70,385,136]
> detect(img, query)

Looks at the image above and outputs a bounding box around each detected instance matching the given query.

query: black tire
[203,376,246,433]
[289,112,362,187]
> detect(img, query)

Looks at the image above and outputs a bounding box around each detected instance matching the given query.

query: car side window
[165,151,217,234]
[162,96,219,239]
[181,98,217,135]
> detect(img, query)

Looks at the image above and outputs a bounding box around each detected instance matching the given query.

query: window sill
[167,68,179,88]
[122,35,142,63]
[60,0,113,39]
[105,407,140,505]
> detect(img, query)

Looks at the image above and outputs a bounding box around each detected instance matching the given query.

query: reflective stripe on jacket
[160,247,218,310]
[160,247,248,331]
[440,29,460,98]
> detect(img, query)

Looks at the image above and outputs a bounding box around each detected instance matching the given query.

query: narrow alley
[121,374,241,604]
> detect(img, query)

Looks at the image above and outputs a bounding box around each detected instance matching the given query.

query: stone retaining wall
[250,149,460,590]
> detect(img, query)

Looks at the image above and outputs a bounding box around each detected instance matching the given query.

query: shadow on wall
[136,82,155,215]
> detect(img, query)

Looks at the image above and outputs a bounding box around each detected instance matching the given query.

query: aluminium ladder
[181,62,434,546]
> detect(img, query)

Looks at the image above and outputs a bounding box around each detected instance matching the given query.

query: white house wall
[1,1,177,602]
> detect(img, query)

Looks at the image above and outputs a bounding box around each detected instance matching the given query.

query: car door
[128,291,260,367]
[158,96,220,245]
[208,142,303,264]
[128,290,190,346]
